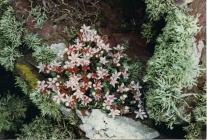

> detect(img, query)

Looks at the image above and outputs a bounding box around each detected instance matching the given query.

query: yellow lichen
[15,63,39,89]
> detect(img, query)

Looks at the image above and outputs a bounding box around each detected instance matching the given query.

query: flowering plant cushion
[37,25,146,119]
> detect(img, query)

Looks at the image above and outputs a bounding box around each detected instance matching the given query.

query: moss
[15,64,39,89]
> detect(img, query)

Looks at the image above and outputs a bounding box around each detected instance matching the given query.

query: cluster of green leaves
[128,59,145,82]
[0,6,55,71]
[15,77,61,119]
[24,33,56,63]
[0,93,26,132]
[29,6,47,28]
[18,116,76,139]
[142,0,175,42]
[184,121,205,139]
[0,7,23,71]
[144,0,175,21]
[144,8,200,129]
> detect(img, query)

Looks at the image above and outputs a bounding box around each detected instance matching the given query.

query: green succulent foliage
[29,90,62,119]
[128,59,145,82]
[15,76,30,95]
[23,33,42,50]
[144,8,199,128]
[184,122,204,139]
[24,33,56,63]
[193,94,206,123]
[145,0,175,21]
[0,93,26,132]
[29,6,47,28]
[0,47,22,71]
[184,93,206,139]
[18,116,75,139]
[32,45,56,64]
[16,76,60,119]
[0,7,23,71]
[141,22,154,43]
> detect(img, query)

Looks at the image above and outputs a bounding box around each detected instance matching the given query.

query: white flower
[134,109,147,119]
[68,52,81,65]
[110,71,121,87]
[47,78,59,92]
[104,94,116,106]
[81,95,92,106]
[79,58,90,67]
[80,24,97,42]
[109,109,120,119]
[65,75,81,91]
[123,106,130,114]
[64,95,76,107]
[131,81,142,91]
[120,94,128,102]
[100,57,108,65]
[101,43,112,52]
[96,67,109,79]
[52,92,65,104]
[37,63,45,73]
[37,80,47,92]
[117,83,129,93]
[93,81,103,90]
[114,44,125,51]
[74,89,84,99]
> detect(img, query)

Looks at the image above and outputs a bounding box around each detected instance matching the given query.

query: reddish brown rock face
[189,0,206,44]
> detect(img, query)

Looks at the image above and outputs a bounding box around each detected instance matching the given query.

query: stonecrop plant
[36,25,146,119]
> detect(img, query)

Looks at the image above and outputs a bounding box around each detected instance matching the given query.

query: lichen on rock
[78,109,159,139]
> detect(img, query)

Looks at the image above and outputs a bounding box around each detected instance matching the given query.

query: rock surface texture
[79,109,159,139]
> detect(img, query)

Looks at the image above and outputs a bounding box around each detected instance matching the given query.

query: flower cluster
[36,25,146,119]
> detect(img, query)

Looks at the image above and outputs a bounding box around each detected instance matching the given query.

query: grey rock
[79,109,159,139]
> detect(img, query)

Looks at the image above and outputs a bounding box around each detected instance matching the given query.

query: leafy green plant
[0,7,23,71]
[144,0,175,21]
[32,46,56,64]
[144,8,200,128]
[0,47,22,71]
[29,90,62,119]
[128,59,145,82]
[29,6,47,28]
[23,33,56,64]
[0,93,26,132]
[18,116,75,139]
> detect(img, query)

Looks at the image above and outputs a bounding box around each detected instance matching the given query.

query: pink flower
[65,95,76,108]
[47,78,59,92]
[93,81,103,91]
[101,43,111,52]
[80,24,97,42]
[96,67,109,79]
[52,92,65,104]
[104,94,116,107]
[74,89,84,99]
[110,71,121,87]
[117,83,129,93]
[99,57,108,65]
[81,95,92,106]
[65,74,81,91]
[109,109,120,119]
[68,52,81,65]
[37,80,47,92]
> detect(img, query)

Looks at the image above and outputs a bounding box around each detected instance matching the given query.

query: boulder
[78,109,159,139]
